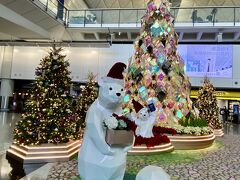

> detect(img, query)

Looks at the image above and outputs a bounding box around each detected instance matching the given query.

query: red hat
[107,62,126,79]
[132,99,144,113]
[99,62,126,86]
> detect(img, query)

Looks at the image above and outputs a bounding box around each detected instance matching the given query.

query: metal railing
[30,1,240,28]
[67,6,240,28]
[34,0,68,23]
[67,9,146,28]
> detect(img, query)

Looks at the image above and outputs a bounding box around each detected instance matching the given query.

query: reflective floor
[0,112,240,180]
[0,113,54,180]
[224,121,240,135]
[0,113,18,180]
[0,113,18,154]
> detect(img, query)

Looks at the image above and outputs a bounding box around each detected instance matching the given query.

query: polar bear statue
[78,62,132,180]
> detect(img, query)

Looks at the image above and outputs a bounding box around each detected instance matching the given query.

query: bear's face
[139,108,149,121]
[98,81,124,107]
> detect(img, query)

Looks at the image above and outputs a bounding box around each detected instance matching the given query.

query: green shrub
[179,114,208,127]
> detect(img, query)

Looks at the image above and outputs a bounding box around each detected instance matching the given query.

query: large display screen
[178,45,233,78]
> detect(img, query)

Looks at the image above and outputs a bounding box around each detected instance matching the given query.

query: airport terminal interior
[1,0,240,179]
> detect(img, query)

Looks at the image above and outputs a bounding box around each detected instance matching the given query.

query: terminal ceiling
[1,0,240,45]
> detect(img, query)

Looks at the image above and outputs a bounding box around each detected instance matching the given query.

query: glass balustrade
[235,8,240,25]
[35,0,68,22]
[67,7,240,28]
[30,1,240,28]
[102,10,119,27]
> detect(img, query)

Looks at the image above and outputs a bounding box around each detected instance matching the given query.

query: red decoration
[107,62,126,80]
[132,99,144,113]
[112,113,177,147]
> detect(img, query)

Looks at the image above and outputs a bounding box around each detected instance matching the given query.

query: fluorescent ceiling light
[25,39,51,42]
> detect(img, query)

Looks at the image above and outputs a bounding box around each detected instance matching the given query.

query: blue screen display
[178,45,233,78]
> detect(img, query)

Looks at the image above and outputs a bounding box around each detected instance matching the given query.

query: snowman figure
[131,99,157,138]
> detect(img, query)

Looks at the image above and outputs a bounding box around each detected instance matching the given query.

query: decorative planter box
[105,129,174,154]
[105,129,134,147]
[168,133,215,150]
[128,143,174,155]
[6,140,81,163]
[214,129,224,137]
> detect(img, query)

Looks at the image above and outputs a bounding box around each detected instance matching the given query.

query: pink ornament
[160,7,165,13]
[158,73,164,81]
[147,2,157,12]
[170,39,175,46]
[185,110,189,115]
[153,48,159,56]
[146,78,152,87]
[159,113,166,121]
[165,14,170,21]
[146,63,150,69]
[156,103,162,109]
[168,90,174,97]
[165,49,170,55]
[146,36,151,47]
[157,80,161,86]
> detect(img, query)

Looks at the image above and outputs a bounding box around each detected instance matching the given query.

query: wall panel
[5,44,240,89]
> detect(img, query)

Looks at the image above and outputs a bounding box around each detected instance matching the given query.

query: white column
[0,46,14,111]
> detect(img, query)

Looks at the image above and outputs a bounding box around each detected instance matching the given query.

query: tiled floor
[47,133,240,180]
[0,112,240,180]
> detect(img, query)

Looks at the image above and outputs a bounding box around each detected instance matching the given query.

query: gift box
[105,129,134,147]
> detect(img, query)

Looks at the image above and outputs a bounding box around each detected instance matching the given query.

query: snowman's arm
[131,112,141,125]
[129,112,137,121]
[149,112,157,124]
[135,119,141,126]
[86,109,113,155]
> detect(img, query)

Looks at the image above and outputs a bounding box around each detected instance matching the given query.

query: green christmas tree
[196,77,223,129]
[123,0,192,126]
[76,72,98,129]
[14,46,80,145]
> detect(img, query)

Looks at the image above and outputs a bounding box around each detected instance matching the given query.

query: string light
[13,46,81,145]
[76,72,98,130]
[196,78,223,129]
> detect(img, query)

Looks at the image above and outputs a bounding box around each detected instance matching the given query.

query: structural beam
[94,32,100,40]
[234,31,240,40]
[179,32,184,41]
[127,32,131,40]
[196,32,203,41]
[0,4,50,39]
